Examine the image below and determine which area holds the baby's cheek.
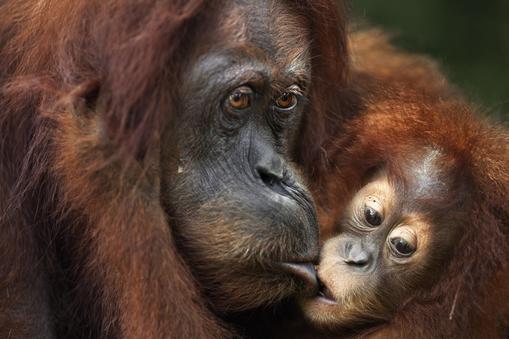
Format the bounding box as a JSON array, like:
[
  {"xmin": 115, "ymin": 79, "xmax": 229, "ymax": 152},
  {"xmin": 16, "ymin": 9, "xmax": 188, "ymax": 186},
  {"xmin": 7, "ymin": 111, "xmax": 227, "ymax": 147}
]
[{"xmin": 320, "ymin": 237, "xmax": 344, "ymax": 260}]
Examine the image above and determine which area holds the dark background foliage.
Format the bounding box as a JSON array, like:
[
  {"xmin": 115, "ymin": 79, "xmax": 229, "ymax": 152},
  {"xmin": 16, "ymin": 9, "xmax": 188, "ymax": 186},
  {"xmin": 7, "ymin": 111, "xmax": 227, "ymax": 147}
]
[{"xmin": 350, "ymin": 0, "xmax": 509, "ymax": 121}]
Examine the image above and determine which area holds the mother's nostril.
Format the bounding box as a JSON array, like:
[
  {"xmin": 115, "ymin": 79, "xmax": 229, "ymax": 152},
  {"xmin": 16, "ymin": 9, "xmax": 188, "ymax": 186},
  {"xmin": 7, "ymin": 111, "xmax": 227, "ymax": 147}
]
[
  {"xmin": 255, "ymin": 161, "xmax": 291, "ymax": 197},
  {"xmin": 255, "ymin": 151, "xmax": 284, "ymax": 186},
  {"xmin": 257, "ymin": 166, "xmax": 282, "ymax": 187}
]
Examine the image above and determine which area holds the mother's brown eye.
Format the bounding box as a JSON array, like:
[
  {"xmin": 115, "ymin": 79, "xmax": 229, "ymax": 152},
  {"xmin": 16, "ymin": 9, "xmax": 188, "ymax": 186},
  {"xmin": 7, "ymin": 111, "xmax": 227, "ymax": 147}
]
[
  {"xmin": 227, "ymin": 86, "xmax": 252, "ymax": 110},
  {"xmin": 275, "ymin": 92, "xmax": 297, "ymax": 110},
  {"xmin": 364, "ymin": 206, "xmax": 383, "ymax": 226}
]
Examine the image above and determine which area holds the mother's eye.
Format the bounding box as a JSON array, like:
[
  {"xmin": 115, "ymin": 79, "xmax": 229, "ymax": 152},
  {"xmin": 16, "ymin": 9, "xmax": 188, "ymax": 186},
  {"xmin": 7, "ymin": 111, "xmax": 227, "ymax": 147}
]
[
  {"xmin": 227, "ymin": 86, "xmax": 253, "ymax": 110},
  {"xmin": 275, "ymin": 92, "xmax": 298, "ymax": 110}
]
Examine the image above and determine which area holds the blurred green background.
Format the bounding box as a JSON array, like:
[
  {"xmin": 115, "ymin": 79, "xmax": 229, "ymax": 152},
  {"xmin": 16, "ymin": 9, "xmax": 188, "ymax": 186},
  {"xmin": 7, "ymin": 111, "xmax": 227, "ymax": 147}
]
[{"xmin": 350, "ymin": 1, "xmax": 509, "ymax": 121}]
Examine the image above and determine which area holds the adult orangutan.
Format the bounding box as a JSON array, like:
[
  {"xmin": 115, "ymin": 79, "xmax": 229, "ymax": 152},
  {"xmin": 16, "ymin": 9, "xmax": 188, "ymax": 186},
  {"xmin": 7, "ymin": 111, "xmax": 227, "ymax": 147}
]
[
  {"xmin": 0, "ymin": 0, "xmax": 349, "ymax": 338},
  {"xmin": 279, "ymin": 31, "xmax": 509, "ymax": 339}
]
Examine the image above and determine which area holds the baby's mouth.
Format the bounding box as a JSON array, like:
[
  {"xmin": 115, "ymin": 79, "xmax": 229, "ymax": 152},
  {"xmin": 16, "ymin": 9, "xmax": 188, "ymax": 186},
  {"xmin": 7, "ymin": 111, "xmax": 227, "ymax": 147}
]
[{"xmin": 316, "ymin": 267, "xmax": 338, "ymax": 305}]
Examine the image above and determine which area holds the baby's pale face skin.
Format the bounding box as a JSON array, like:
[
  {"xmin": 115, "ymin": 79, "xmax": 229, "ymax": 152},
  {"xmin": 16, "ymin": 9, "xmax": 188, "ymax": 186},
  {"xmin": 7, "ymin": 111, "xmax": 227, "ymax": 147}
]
[{"xmin": 301, "ymin": 168, "xmax": 459, "ymax": 329}]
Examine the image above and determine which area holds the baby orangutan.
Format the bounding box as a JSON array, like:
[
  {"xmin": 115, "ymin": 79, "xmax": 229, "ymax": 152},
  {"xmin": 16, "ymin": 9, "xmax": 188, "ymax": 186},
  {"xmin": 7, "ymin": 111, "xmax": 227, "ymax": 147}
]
[
  {"xmin": 295, "ymin": 88, "xmax": 509, "ymax": 337},
  {"xmin": 303, "ymin": 149, "xmax": 468, "ymax": 330}
]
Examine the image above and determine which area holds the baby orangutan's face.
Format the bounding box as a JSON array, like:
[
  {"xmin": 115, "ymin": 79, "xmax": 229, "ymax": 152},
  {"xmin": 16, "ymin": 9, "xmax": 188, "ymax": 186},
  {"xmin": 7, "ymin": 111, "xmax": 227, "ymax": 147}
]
[{"xmin": 301, "ymin": 169, "xmax": 462, "ymax": 329}]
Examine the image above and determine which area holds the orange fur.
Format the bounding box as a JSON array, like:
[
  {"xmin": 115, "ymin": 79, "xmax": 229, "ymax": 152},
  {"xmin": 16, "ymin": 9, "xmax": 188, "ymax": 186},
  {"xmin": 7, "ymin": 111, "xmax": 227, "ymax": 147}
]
[
  {"xmin": 265, "ymin": 28, "xmax": 508, "ymax": 339},
  {"xmin": 0, "ymin": 0, "xmax": 347, "ymax": 338},
  {"xmin": 311, "ymin": 31, "xmax": 509, "ymax": 339}
]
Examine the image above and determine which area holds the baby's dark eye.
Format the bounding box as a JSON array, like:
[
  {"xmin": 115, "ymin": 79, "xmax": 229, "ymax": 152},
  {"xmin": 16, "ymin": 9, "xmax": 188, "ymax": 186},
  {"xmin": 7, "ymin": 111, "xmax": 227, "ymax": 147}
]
[
  {"xmin": 364, "ymin": 206, "xmax": 383, "ymax": 226},
  {"xmin": 390, "ymin": 237, "xmax": 416, "ymax": 257}
]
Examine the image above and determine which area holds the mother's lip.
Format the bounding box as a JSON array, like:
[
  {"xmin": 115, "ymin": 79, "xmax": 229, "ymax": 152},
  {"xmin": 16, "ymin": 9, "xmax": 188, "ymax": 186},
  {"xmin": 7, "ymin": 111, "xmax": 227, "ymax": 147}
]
[{"xmin": 280, "ymin": 262, "xmax": 318, "ymax": 292}]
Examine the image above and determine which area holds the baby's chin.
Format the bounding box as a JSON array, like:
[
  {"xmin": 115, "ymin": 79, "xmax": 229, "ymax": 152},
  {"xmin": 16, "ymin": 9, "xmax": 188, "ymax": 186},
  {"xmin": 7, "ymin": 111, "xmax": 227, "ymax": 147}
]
[
  {"xmin": 299, "ymin": 295, "xmax": 343, "ymax": 328},
  {"xmin": 300, "ymin": 292, "xmax": 390, "ymax": 331},
  {"xmin": 298, "ymin": 271, "xmax": 346, "ymax": 328},
  {"xmin": 299, "ymin": 267, "xmax": 383, "ymax": 329}
]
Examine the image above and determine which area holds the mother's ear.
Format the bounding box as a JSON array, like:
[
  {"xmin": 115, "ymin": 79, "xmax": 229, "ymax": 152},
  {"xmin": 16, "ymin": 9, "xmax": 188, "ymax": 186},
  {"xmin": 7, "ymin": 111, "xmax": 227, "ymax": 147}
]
[
  {"xmin": 296, "ymin": 1, "xmax": 350, "ymax": 179},
  {"xmin": 54, "ymin": 79, "xmax": 117, "ymax": 151},
  {"xmin": 68, "ymin": 79, "xmax": 162, "ymax": 188},
  {"xmin": 65, "ymin": 79, "xmax": 101, "ymax": 117}
]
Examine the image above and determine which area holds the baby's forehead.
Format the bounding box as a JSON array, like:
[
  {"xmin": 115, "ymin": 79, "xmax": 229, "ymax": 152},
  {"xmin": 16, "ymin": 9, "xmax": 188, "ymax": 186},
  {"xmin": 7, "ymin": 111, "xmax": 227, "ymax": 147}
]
[
  {"xmin": 381, "ymin": 147, "xmax": 466, "ymax": 217},
  {"xmin": 405, "ymin": 148, "xmax": 451, "ymax": 197},
  {"xmin": 360, "ymin": 147, "xmax": 459, "ymax": 207}
]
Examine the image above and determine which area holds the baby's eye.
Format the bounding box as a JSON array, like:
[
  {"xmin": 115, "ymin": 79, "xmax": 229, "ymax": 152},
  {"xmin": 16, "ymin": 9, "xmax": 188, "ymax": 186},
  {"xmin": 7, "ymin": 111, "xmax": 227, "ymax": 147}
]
[
  {"xmin": 363, "ymin": 195, "xmax": 384, "ymax": 227},
  {"xmin": 390, "ymin": 237, "xmax": 416, "ymax": 256},
  {"xmin": 388, "ymin": 227, "xmax": 418, "ymax": 258},
  {"xmin": 364, "ymin": 206, "xmax": 383, "ymax": 226}
]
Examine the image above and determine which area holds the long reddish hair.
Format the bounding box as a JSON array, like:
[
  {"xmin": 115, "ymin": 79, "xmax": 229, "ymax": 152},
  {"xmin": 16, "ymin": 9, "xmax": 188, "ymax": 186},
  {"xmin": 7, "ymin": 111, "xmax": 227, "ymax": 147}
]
[{"xmin": 0, "ymin": 1, "xmax": 349, "ymax": 337}]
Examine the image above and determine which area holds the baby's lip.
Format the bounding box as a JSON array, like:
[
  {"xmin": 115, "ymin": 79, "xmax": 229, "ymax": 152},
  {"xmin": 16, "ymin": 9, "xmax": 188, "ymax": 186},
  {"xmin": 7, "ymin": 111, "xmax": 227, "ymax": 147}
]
[{"xmin": 316, "ymin": 270, "xmax": 338, "ymax": 305}]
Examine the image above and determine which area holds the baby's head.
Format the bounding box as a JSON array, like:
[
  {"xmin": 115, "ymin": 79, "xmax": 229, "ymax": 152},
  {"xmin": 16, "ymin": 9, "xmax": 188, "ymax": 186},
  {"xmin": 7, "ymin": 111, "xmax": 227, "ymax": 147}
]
[{"xmin": 302, "ymin": 149, "xmax": 469, "ymax": 328}]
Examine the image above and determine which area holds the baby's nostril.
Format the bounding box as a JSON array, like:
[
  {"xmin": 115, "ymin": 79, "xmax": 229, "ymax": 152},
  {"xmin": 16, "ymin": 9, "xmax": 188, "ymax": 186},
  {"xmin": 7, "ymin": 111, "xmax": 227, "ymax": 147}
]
[
  {"xmin": 344, "ymin": 256, "xmax": 369, "ymax": 267},
  {"xmin": 343, "ymin": 242, "xmax": 370, "ymax": 267},
  {"xmin": 344, "ymin": 252, "xmax": 370, "ymax": 267}
]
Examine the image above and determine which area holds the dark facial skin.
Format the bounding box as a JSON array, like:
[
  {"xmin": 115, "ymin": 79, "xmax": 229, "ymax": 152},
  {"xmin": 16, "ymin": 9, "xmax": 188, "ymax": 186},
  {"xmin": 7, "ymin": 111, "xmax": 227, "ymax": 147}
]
[
  {"xmin": 302, "ymin": 150, "xmax": 465, "ymax": 328},
  {"xmin": 161, "ymin": 0, "xmax": 319, "ymax": 312}
]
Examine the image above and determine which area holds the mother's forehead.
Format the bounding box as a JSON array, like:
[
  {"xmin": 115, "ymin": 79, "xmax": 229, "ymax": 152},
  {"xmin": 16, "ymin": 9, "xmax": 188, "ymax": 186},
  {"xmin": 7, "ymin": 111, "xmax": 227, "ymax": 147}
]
[{"xmin": 198, "ymin": 0, "xmax": 311, "ymax": 68}]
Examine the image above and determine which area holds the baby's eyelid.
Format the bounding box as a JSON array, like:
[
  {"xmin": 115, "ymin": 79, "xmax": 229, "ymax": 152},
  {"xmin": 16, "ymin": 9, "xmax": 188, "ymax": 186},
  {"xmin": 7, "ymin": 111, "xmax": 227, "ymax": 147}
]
[{"xmin": 365, "ymin": 195, "xmax": 383, "ymax": 211}]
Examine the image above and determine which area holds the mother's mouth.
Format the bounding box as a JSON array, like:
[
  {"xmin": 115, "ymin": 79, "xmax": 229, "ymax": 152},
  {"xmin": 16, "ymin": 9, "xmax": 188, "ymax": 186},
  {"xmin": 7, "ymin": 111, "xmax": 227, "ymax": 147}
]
[{"xmin": 279, "ymin": 262, "xmax": 319, "ymax": 293}]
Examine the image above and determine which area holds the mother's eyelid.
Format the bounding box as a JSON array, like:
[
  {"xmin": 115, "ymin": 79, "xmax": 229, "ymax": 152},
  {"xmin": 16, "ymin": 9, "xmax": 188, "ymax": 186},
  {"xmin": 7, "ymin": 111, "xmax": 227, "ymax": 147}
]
[
  {"xmin": 185, "ymin": 57, "xmax": 271, "ymax": 95},
  {"xmin": 286, "ymin": 84, "xmax": 305, "ymax": 95}
]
